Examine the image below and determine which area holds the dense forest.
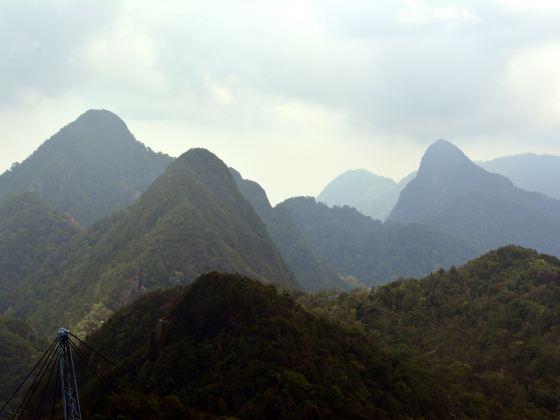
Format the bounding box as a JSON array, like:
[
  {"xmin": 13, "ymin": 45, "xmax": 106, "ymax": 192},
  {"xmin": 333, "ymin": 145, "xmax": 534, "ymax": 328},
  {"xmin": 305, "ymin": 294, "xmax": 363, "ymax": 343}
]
[
  {"xmin": 43, "ymin": 246, "xmax": 560, "ymax": 419},
  {"xmin": 278, "ymin": 196, "xmax": 476, "ymax": 286},
  {"xmin": 2, "ymin": 111, "xmax": 560, "ymax": 419},
  {"xmin": 0, "ymin": 148, "xmax": 297, "ymax": 338},
  {"xmin": 231, "ymin": 168, "xmax": 349, "ymax": 291},
  {"xmin": 76, "ymin": 272, "xmax": 454, "ymax": 419},
  {"xmin": 296, "ymin": 246, "xmax": 560, "ymax": 418},
  {"xmin": 0, "ymin": 316, "xmax": 46, "ymax": 411}
]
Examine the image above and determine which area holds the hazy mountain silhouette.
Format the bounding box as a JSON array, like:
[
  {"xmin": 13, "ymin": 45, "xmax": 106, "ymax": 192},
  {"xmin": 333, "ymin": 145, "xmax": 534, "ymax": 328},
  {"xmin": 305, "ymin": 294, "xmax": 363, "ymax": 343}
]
[
  {"xmin": 0, "ymin": 109, "xmax": 173, "ymax": 226},
  {"xmin": 318, "ymin": 169, "xmax": 414, "ymax": 221},
  {"xmin": 388, "ymin": 140, "xmax": 560, "ymax": 255},
  {"xmin": 279, "ymin": 196, "xmax": 476, "ymax": 286},
  {"xmin": 480, "ymin": 153, "xmax": 560, "ymax": 200}
]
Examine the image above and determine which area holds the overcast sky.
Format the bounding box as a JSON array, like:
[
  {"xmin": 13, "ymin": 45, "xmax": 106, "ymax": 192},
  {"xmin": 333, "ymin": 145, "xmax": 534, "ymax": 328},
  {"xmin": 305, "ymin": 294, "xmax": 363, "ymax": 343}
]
[{"xmin": 1, "ymin": 0, "xmax": 559, "ymax": 203}]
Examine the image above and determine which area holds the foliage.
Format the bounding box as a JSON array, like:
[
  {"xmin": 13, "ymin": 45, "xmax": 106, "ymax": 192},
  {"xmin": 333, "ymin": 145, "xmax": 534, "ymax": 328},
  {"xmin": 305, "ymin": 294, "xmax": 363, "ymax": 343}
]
[
  {"xmin": 278, "ymin": 196, "xmax": 476, "ymax": 286},
  {"xmin": 296, "ymin": 246, "xmax": 560, "ymax": 418},
  {"xmin": 0, "ymin": 109, "xmax": 173, "ymax": 226},
  {"xmin": 231, "ymin": 168, "xmax": 348, "ymax": 292},
  {"xmin": 0, "ymin": 193, "xmax": 80, "ymax": 315},
  {"xmin": 79, "ymin": 272, "xmax": 454, "ymax": 419},
  {"xmin": 1, "ymin": 149, "xmax": 296, "ymax": 337},
  {"xmin": 0, "ymin": 316, "xmax": 47, "ymax": 408}
]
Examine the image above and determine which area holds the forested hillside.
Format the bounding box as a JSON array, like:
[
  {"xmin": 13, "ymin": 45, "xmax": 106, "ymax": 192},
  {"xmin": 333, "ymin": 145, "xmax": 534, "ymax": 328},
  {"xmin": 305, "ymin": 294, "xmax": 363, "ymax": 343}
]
[
  {"xmin": 297, "ymin": 246, "xmax": 560, "ymax": 418},
  {"xmin": 0, "ymin": 194, "xmax": 79, "ymax": 316},
  {"xmin": 231, "ymin": 168, "xmax": 348, "ymax": 291},
  {"xmin": 0, "ymin": 149, "xmax": 297, "ymax": 337},
  {"xmin": 0, "ymin": 317, "xmax": 46, "ymax": 408},
  {"xmin": 279, "ymin": 196, "xmax": 476, "ymax": 286},
  {"xmin": 76, "ymin": 272, "xmax": 454, "ymax": 419},
  {"xmin": 388, "ymin": 140, "xmax": 560, "ymax": 256},
  {"xmin": 0, "ymin": 110, "xmax": 173, "ymax": 226}
]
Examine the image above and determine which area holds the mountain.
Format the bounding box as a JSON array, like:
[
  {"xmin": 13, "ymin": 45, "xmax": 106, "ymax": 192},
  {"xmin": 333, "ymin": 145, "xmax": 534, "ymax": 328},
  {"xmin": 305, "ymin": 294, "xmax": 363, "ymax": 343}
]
[
  {"xmin": 3, "ymin": 148, "xmax": 298, "ymax": 336},
  {"xmin": 317, "ymin": 169, "xmax": 415, "ymax": 221},
  {"xmin": 480, "ymin": 153, "xmax": 560, "ymax": 200},
  {"xmin": 0, "ymin": 193, "xmax": 79, "ymax": 315},
  {"xmin": 298, "ymin": 246, "xmax": 560, "ymax": 418},
  {"xmin": 230, "ymin": 168, "xmax": 349, "ymax": 291},
  {"xmin": 388, "ymin": 140, "xmax": 560, "ymax": 255},
  {"xmin": 77, "ymin": 272, "xmax": 454, "ymax": 419},
  {"xmin": 0, "ymin": 109, "xmax": 173, "ymax": 226},
  {"xmin": 278, "ymin": 196, "xmax": 476, "ymax": 286},
  {"xmin": 0, "ymin": 317, "xmax": 46, "ymax": 410}
]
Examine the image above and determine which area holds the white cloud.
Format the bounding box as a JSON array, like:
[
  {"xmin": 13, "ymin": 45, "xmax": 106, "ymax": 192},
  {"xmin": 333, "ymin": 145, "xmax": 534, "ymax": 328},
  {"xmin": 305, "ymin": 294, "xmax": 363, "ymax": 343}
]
[
  {"xmin": 1, "ymin": 0, "xmax": 560, "ymax": 201},
  {"xmin": 497, "ymin": 0, "xmax": 560, "ymax": 14},
  {"xmin": 397, "ymin": 1, "xmax": 479, "ymax": 26},
  {"xmin": 504, "ymin": 44, "xmax": 560, "ymax": 127}
]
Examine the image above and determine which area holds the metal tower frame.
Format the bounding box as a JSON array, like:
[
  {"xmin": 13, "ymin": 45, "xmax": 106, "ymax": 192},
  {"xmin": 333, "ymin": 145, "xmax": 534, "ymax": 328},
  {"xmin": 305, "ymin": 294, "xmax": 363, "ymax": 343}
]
[{"xmin": 56, "ymin": 328, "xmax": 83, "ymax": 420}]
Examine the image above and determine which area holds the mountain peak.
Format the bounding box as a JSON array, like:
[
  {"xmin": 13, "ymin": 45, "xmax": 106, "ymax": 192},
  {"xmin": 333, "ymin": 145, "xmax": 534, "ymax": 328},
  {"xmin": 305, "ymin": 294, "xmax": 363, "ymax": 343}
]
[
  {"xmin": 66, "ymin": 109, "xmax": 130, "ymax": 137},
  {"xmin": 177, "ymin": 147, "xmax": 219, "ymax": 165},
  {"xmin": 171, "ymin": 148, "xmax": 233, "ymax": 192},
  {"xmin": 418, "ymin": 139, "xmax": 473, "ymax": 176}
]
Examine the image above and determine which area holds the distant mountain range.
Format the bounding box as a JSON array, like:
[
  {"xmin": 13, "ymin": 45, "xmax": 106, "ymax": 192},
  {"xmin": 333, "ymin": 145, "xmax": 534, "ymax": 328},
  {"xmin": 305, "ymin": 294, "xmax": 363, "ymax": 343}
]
[
  {"xmin": 1, "ymin": 110, "xmax": 559, "ymax": 337},
  {"xmin": 317, "ymin": 169, "xmax": 414, "ymax": 221},
  {"xmin": 278, "ymin": 196, "xmax": 476, "ymax": 286},
  {"xmin": 480, "ymin": 153, "xmax": 560, "ymax": 200},
  {"xmin": 3, "ymin": 111, "xmax": 560, "ymax": 417},
  {"xmin": 388, "ymin": 140, "xmax": 560, "ymax": 256},
  {"xmin": 319, "ymin": 149, "xmax": 560, "ymax": 223}
]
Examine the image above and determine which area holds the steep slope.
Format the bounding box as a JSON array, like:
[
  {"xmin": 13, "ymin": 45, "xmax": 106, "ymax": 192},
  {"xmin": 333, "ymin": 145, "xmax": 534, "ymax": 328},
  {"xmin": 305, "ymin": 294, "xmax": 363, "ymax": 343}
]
[
  {"xmin": 0, "ymin": 193, "xmax": 79, "ymax": 316},
  {"xmin": 317, "ymin": 169, "xmax": 401, "ymax": 220},
  {"xmin": 298, "ymin": 246, "xmax": 560, "ymax": 418},
  {"xmin": 279, "ymin": 197, "xmax": 476, "ymax": 286},
  {"xmin": 7, "ymin": 149, "xmax": 297, "ymax": 335},
  {"xmin": 388, "ymin": 140, "xmax": 560, "ymax": 255},
  {"xmin": 77, "ymin": 272, "xmax": 453, "ymax": 419},
  {"xmin": 230, "ymin": 169, "xmax": 348, "ymax": 291},
  {"xmin": 0, "ymin": 317, "xmax": 46, "ymax": 409},
  {"xmin": 0, "ymin": 109, "xmax": 173, "ymax": 226},
  {"xmin": 480, "ymin": 153, "xmax": 560, "ymax": 200}
]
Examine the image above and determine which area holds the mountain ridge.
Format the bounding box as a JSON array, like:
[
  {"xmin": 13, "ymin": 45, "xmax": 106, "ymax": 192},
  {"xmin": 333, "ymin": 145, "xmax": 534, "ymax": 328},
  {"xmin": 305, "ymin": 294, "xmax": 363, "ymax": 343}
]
[{"xmin": 0, "ymin": 109, "xmax": 173, "ymax": 226}]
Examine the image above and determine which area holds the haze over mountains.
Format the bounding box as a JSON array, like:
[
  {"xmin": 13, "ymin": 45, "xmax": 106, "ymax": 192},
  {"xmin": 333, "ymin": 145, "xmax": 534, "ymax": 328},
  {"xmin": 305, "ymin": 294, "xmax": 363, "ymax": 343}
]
[
  {"xmin": 0, "ymin": 110, "xmax": 172, "ymax": 226},
  {"xmin": 480, "ymin": 154, "xmax": 560, "ymax": 200},
  {"xmin": 317, "ymin": 169, "xmax": 405, "ymax": 221},
  {"xmin": 2, "ymin": 109, "xmax": 560, "ymax": 418},
  {"xmin": 389, "ymin": 140, "xmax": 560, "ymax": 256}
]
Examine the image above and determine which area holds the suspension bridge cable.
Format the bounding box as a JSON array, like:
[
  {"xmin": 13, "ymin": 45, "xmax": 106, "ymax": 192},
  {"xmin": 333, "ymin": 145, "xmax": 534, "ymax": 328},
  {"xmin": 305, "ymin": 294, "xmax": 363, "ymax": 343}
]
[
  {"xmin": 69, "ymin": 333, "xmax": 151, "ymax": 389},
  {"xmin": 13, "ymin": 344, "xmax": 58, "ymax": 419},
  {"xmin": 0, "ymin": 339, "xmax": 56, "ymax": 418},
  {"xmin": 32, "ymin": 347, "xmax": 59, "ymax": 419},
  {"xmin": 68, "ymin": 336, "xmax": 187, "ymax": 417},
  {"xmin": 68, "ymin": 341, "xmax": 119, "ymax": 398},
  {"xmin": 50, "ymin": 360, "xmax": 59, "ymax": 420}
]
